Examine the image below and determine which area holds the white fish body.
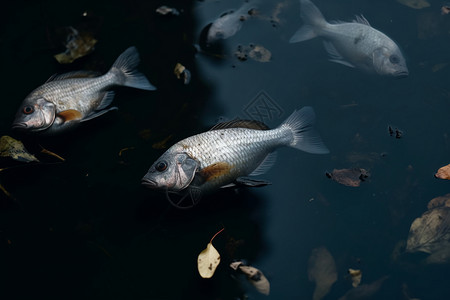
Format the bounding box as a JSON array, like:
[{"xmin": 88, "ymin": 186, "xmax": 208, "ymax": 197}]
[
  {"xmin": 142, "ymin": 107, "xmax": 329, "ymax": 208},
  {"xmin": 290, "ymin": 0, "xmax": 408, "ymax": 77},
  {"xmin": 12, "ymin": 46, "xmax": 156, "ymax": 134}
]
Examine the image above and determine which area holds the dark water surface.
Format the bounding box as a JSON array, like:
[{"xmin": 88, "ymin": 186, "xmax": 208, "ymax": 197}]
[{"xmin": 1, "ymin": 0, "xmax": 450, "ymax": 299}]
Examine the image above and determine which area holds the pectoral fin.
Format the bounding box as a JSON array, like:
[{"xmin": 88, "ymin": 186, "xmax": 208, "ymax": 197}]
[
  {"xmin": 57, "ymin": 109, "xmax": 83, "ymax": 122},
  {"xmin": 81, "ymin": 107, "xmax": 118, "ymax": 122},
  {"xmin": 235, "ymin": 177, "xmax": 271, "ymax": 187}
]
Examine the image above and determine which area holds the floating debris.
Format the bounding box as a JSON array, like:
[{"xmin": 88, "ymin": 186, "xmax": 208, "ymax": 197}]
[
  {"xmin": 0, "ymin": 136, "xmax": 39, "ymax": 163},
  {"xmin": 307, "ymin": 247, "xmax": 337, "ymax": 300},
  {"xmin": 348, "ymin": 268, "xmax": 362, "ymax": 288},
  {"xmin": 435, "ymin": 164, "xmax": 450, "ymax": 180},
  {"xmin": 406, "ymin": 194, "xmax": 450, "ymax": 263},
  {"xmin": 338, "ymin": 276, "xmax": 389, "ymax": 300},
  {"xmin": 156, "ymin": 5, "xmax": 180, "ymax": 16},
  {"xmin": 230, "ymin": 260, "xmax": 270, "ymax": 296},
  {"xmin": 174, "ymin": 63, "xmax": 191, "ymax": 84},
  {"xmin": 442, "ymin": 3, "xmax": 450, "ymax": 15},
  {"xmin": 388, "ymin": 125, "xmax": 403, "ymax": 138},
  {"xmin": 396, "ymin": 0, "xmax": 430, "ymax": 9},
  {"xmin": 152, "ymin": 135, "xmax": 173, "ymax": 149},
  {"xmin": 54, "ymin": 26, "xmax": 97, "ymax": 64},
  {"xmin": 326, "ymin": 168, "xmax": 369, "ymax": 187},
  {"xmin": 235, "ymin": 44, "xmax": 271, "ymax": 62}
]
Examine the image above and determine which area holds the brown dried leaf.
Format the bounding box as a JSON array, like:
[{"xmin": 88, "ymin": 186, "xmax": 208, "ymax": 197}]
[
  {"xmin": 326, "ymin": 168, "xmax": 369, "ymax": 187},
  {"xmin": 174, "ymin": 63, "xmax": 191, "ymax": 84},
  {"xmin": 308, "ymin": 247, "xmax": 337, "ymax": 300},
  {"xmin": 435, "ymin": 164, "xmax": 450, "ymax": 180},
  {"xmin": 406, "ymin": 207, "xmax": 450, "ymax": 254},
  {"xmin": 0, "ymin": 136, "xmax": 39, "ymax": 163},
  {"xmin": 54, "ymin": 27, "xmax": 97, "ymax": 64}
]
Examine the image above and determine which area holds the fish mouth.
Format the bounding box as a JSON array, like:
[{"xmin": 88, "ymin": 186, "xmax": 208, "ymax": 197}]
[
  {"xmin": 141, "ymin": 177, "xmax": 158, "ymax": 188},
  {"xmin": 394, "ymin": 71, "xmax": 409, "ymax": 78},
  {"xmin": 11, "ymin": 122, "xmax": 28, "ymax": 130}
]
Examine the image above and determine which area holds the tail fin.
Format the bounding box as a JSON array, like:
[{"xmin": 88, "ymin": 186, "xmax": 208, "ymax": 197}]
[
  {"xmin": 279, "ymin": 107, "xmax": 329, "ymax": 154},
  {"xmin": 289, "ymin": 0, "xmax": 328, "ymax": 43},
  {"xmin": 110, "ymin": 46, "xmax": 156, "ymax": 90}
]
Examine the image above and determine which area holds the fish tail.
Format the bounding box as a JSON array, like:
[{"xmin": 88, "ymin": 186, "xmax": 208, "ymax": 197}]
[
  {"xmin": 278, "ymin": 107, "xmax": 329, "ymax": 154},
  {"xmin": 110, "ymin": 46, "xmax": 156, "ymax": 90},
  {"xmin": 289, "ymin": 0, "xmax": 328, "ymax": 43}
]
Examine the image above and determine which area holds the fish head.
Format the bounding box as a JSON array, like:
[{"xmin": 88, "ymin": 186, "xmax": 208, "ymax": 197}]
[
  {"xmin": 372, "ymin": 46, "xmax": 408, "ymax": 77},
  {"xmin": 141, "ymin": 151, "xmax": 200, "ymax": 192},
  {"xmin": 12, "ymin": 97, "xmax": 56, "ymax": 132}
]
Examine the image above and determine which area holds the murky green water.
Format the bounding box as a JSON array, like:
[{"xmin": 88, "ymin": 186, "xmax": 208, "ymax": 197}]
[{"xmin": 2, "ymin": 0, "xmax": 450, "ymax": 299}]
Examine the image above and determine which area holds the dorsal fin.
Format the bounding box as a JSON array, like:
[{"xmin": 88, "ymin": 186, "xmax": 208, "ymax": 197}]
[
  {"xmin": 353, "ymin": 15, "xmax": 370, "ymax": 26},
  {"xmin": 209, "ymin": 119, "xmax": 270, "ymax": 131},
  {"xmin": 46, "ymin": 70, "xmax": 101, "ymax": 83}
]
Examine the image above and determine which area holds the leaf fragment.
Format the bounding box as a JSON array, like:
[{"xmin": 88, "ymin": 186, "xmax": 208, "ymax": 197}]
[
  {"xmin": 0, "ymin": 136, "xmax": 39, "ymax": 163},
  {"xmin": 54, "ymin": 26, "xmax": 97, "ymax": 64},
  {"xmin": 229, "ymin": 261, "xmax": 270, "ymax": 295},
  {"xmin": 435, "ymin": 164, "xmax": 450, "ymax": 180},
  {"xmin": 326, "ymin": 168, "xmax": 369, "ymax": 187},
  {"xmin": 348, "ymin": 268, "xmax": 362, "ymax": 288},
  {"xmin": 174, "ymin": 63, "xmax": 191, "ymax": 84}
]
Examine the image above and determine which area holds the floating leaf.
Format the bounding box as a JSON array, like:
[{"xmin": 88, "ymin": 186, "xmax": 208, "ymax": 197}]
[
  {"xmin": 174, "ymin": 63, "xmax": 191, "ymax": 84},
  {"xmin": 54, "ymin": 27, "xmax": 97, "ymax": 64},
  {"xmin": 198, "ymin": 243, "xmax": 221, "ymax": 278},
  {"xmin": 396, "ymin": 0, "xmax": 430, "ymax": 9},
  {"xmin": 406, "ymin": 199, "xmax": 450, "ymax": 257},
  {"xmin": 156, "ymin": 6, "xmax": 180, "ymax": 16},
  {"xmin": 235, "ymin": 44, "xmax": 271, "ymax": 62},
  {"xmin": 326, "ymin": 168, "xmax": 369, "ymax": 187},
  {"xmin": 197, "ymin": 228, "xmax": 224, "ymax": 278},
  {"xmin": 308, "ymin": 247, "xmax": 337, "ymax": 300},
  {"xmin": 239, "ymin": 265, "xmax": 270, "ymax": 295},
  {"xmin": 0, "ymin": 136, "xmax": 39, "ymax": 163},
  {"xmin": 348, "ymin": 268, "xmax": 362, "ymax": 288},
  {"xmin": 435, "ymin": 164, "xmax": 450, "ymax": 180},
  {"xmin": 230, "ymin": 261, "xmax": 270, "ymax": 296}
]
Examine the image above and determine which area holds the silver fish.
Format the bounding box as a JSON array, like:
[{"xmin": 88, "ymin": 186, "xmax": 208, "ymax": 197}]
[
  {"xmin": 141, "ymin": 107, "xmax": 329, "ymax": 208},
  {"xmin": 12, "ymin": 46, "xmax": 156, "ymax": 134},
  {"xmin": 289, "ymin": 0, "xmax": 408, "ymax": 77},
  {"xmin": 206, "ymin": 1, "xmax": 256, "ymax": 44}
]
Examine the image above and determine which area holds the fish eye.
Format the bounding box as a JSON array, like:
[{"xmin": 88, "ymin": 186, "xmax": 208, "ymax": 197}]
[
  {"xmin": 389, "ymin": 55, "xmax": 400, "ymax": 64},
  {"xmin": 155, "ymin": 161, "xmax": 168, "ymax": 172},
  {"xmin": 23, "ymin": 106, "xmax": 34, "ymax": 115}
]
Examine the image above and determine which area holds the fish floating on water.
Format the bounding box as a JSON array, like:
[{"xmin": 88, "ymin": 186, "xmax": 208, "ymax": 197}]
[
  {"xmin": 206, "ymin": 1, "xmax": 257, "ymax": 44},
  {"xmin": 142, "ymin": 107, "xmax": 329, "ymax": 208},
  {"xmin": 289, "ymin": 0, "xmax": 408, "ymax": 77},
  {"xmin": 12, "ymin": 46, "xmax": 156, "ymax": 135}
]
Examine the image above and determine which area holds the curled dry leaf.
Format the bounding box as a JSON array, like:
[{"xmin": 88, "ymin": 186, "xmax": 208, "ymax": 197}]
[
  {"xmin": 396, "ymin": 0, "xmax": 430, "ymax": 9},
  {"xmin": 230, "ymin": 261, "xmax": 270, "ymax": 296},
  {"xmin": 174, "ymin": 63, "xmax": 191, "ymax": 84},
  {"xmin": 239, "ymin": 265, "xmax": 270, "ymax": 296},
  {"xmin": 435, "ymin": 164, "xmax": 450, "ymax": 180},
  {"xmin": 235, "ymin": 44, "xmax": 271, "ymax": 62},
  {"xmin": 54, "ymin": 27, "xmax": 97, "ymax": 64},
  {"xmin": 0, "ymin": 136, "xmax": 39, "ymax": 163},
  {"xmin": 308, "ymin": 247, "xmax": 337, "ymax": 300},
  {"xmin": 348, "ymin": 268, "xmax": 362, "ymax": 288},
  {"xmin": 326, "ymin": 168, "xmax": 369, "ymax": 187}
]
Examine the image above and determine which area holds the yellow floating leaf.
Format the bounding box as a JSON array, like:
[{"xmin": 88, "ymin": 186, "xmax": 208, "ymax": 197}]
[
  {"xmin": 197, "ymin": 242, "xmax": 221, "ymax": 278},
  {"xmin": 396, "ymin": 0, "xmax": 430, "ymax": 9},
  {"xmin": 348, "ymin": 268, "xmax": 362, "ymax": 287},
  {"xmin": 239, "ymin": 265, "xmax": 270, "ymax": 295},
  {"xmin": 435, "ymin": 164, "xmax": 450, "ymax": 180},
  {"xmin": 0, "ymin": 136, "xmax": 39, "ymax": 163},
  {"xmin": 174, "ymin": 63, "xmax": 191, "ymax": 84}
]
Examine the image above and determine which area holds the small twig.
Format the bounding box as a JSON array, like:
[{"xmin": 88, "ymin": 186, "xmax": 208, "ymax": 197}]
[
  {"xmin": 40, "ymin": 147, "xmax": 65, "ymax": 161},
  {"xmin": 210, "ymin": 227, "xmax": 225, "ymax": 244}
]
